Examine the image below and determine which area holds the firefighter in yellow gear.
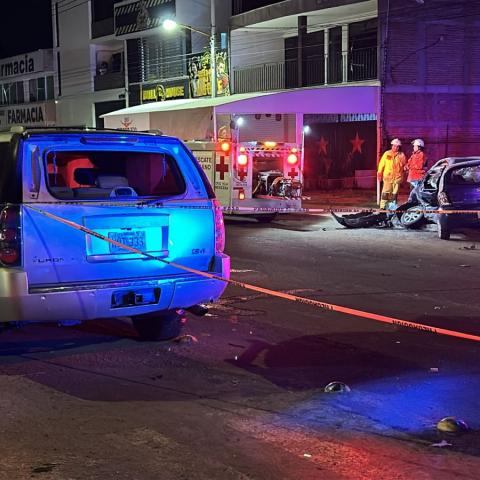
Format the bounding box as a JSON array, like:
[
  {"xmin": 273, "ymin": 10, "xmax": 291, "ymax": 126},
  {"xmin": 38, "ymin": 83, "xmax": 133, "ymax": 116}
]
[{"xmin": 377, "ymin": 138, "xmax": 407, "ymax": 209}]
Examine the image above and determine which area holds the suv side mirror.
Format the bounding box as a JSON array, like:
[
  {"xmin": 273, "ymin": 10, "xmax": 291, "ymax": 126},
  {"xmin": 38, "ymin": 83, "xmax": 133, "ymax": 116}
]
[{"xmin": 29, "ymin": 147, "xmax": 41, "ymax": 199}]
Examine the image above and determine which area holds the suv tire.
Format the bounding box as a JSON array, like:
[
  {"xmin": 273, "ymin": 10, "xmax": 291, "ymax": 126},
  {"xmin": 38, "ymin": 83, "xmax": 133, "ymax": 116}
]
[{"xmin": 132, "ymin": 311, "xmax": 183, "ymax": 341}]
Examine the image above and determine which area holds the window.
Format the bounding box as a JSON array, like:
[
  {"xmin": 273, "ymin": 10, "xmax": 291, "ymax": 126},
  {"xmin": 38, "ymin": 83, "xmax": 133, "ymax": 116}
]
[
  {"xmin": 29, "ymin": 79, "xmax": 37, "ymax": 102},
  {"xmin": 140, "ymin": 34, "xmax": 186, "ymax": 82},
  {"xmin": 16, "ymin": 81, "xmax": 25, "ymax": 103},
  {"xmin": 45, "ymin": 149, "xmax": 186, "ymax": 200},
  {"xmin": 37, "ymin": 78, "xmax": 46, "ymax": 101},
  {"xmin": 0, "ymin": 82, "xmax": 24, "ymax": 105},
  {"xmin": 448, "ymin": 165, "xmax": 480, "ymax": 185},
  {"xmin": 47, "ymin": 76, "xmax": 54, "ymax": 100},
  {"xmin": 29, "ymin": 77, "xmax": 52, "ymax": 102}
]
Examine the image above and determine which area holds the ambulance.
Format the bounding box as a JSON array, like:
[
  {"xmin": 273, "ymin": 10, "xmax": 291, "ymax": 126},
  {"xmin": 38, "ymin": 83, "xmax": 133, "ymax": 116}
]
[{"xmin": 185, "ymin": 139, "xmax": 303, "ymax": 221}]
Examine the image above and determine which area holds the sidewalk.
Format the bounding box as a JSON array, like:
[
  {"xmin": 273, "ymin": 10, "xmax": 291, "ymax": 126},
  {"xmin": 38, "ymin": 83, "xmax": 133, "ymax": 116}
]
[{"xmin": 302, "ymin": 189, "xmax": 409, "ymax": 210}]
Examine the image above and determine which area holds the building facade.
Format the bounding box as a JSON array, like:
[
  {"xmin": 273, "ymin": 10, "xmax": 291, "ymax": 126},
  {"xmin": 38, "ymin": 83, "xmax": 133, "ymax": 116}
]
[
  {"xmin": 48, "ymin": 0, "xmax": 480, "ymax": 187},
  {"xmin": 229, "ymin": 0, "xmax": 480, "ymax": 189},
  {"xmin": 0, "ymin": 50, "xmax": 56, "ymax": 129},
  {"xmin": 52, "ymin": 0, "xmax": 231, "ymax": 128},
  {"xmin": 379, "ymin": 0, "xmax": 480, "ymax": 162}
]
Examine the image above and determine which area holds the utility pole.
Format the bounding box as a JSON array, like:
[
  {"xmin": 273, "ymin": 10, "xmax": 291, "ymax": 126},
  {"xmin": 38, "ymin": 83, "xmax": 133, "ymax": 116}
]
[{"xmin": 210, "ymin": 0, "xmax": 216, "ymax": 98}]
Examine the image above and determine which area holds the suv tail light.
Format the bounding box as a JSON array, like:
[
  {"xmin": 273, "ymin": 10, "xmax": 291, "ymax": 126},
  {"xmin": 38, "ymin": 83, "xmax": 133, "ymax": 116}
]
[
  {"xmin": 213, "ymin": 199, "xmax": 225, "ymax": 253},
  {"xmin": 0, "ymin": 205, "xmax": 21, "ymax": 267},
  {"xmin": 438, "ymin": 192, "xmax": 451, "ymax": 206}
]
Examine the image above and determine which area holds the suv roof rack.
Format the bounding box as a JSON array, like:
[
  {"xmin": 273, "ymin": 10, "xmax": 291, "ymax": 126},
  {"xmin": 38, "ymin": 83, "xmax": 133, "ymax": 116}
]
[{"xmin": 5, "ymin": 125, "xmax": 166, "ymax": 136}]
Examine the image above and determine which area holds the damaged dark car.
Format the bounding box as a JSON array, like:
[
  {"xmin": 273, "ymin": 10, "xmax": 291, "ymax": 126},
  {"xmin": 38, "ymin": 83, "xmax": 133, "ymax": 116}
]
[
  {"xmin": 397, "ymin": 157, "xmax": 480, "ymax": 239},
  {"xmin": 332, "ymin": 157, "xmax": 480, "ymax": 239}
]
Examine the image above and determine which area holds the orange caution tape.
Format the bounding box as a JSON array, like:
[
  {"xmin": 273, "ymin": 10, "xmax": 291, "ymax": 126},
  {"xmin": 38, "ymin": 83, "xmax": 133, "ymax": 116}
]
[{"xmin": 25, "ymin": 204, "xmax": 480, "ymax": 344}]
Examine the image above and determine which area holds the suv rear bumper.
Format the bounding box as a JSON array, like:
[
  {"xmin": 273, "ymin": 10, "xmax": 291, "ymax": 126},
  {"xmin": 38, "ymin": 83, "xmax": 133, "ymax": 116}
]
[{"xmin": 0, "ymin": 254, "xmax": 230, "ymax": 323}]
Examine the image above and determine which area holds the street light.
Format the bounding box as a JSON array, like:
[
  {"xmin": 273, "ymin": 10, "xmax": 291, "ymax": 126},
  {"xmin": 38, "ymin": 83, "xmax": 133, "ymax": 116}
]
[
  {"xmin": 161, "ymin": 3, "xmax": 216, "ymax": 99},
  {"xmin": 301, "ymin": 125, "xmax": 310, "ymax": 179}
]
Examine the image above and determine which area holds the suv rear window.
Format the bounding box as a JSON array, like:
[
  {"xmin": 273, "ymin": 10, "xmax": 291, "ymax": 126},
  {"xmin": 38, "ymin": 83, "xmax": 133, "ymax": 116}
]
[
  {"xmin": 447, "ymin": 165, "xmax": 480, "ymax": 186},
  {"xmin": 45, "ymin": 150, "xmax": 186, "ymax": 200}
]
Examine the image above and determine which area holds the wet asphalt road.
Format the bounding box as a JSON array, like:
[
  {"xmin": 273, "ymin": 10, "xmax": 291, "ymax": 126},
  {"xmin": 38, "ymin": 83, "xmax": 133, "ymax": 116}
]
[{"xmin": 1, "ymin": 214, "xmax": 480, "ymax": 479}]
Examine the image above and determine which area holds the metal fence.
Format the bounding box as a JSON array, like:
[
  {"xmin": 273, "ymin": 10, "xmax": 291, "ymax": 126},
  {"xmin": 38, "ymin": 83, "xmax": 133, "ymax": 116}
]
[
  {"xmin": 348, "ymin": 46, "xmax": 378, "ymax": 82},
  {"xmin": 233, "ymin": 47, "xmax": 377, "ymax": 94}
]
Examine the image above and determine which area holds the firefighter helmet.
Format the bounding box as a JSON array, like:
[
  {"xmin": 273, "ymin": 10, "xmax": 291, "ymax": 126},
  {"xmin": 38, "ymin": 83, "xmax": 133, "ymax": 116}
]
[
  {"xmin": 411, "ymin": 138, "xmax": 425, "ymax": 148},
  {"xmin": 390, "ymin": 138, "xmax": 402, "ymax": 146}
]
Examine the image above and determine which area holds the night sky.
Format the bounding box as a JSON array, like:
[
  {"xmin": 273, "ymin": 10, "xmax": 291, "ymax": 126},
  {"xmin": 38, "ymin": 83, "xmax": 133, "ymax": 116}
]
[{"xmin": 0, "ymin": 0, "xmax": 53, "ymax": 59}]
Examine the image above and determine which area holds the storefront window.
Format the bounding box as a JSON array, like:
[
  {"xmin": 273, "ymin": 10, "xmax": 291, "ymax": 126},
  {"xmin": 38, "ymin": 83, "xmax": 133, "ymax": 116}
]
[
  {"xmin": 47, "ymin": 76, "xmax": 54, "ymax": 100},
  {"xmin": 28, "ymin": 77, "xmax": 53, "ymax": 102},
  {"xmin": 37, "ymin": 77, "xmax": 46, "ymax": 102},
  {"xmin": 29, "ymin": 79, "xmax": 37, "ymax": 102}
]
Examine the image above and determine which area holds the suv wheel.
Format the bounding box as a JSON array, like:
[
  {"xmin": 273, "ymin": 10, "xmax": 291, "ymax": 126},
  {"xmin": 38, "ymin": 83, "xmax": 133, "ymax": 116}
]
[
  {"xmin": 400, "ymin": 205, "xmax": 425, "ymax": 229},
  {"xmin": 132, "ymin": 311, "xmax": 183, "ymax": 341}
]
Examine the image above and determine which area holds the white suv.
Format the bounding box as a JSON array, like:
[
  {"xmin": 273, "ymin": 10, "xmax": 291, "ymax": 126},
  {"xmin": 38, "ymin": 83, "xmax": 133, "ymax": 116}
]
[{"xmin": 0, "ymin": 127, "xmax": 229, "ymax": 340}]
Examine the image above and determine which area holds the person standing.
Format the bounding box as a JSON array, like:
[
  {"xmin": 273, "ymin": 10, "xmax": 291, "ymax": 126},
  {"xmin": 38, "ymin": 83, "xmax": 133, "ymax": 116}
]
[
  {"xmin": 406, "ymin": 138, "xmax": 426, "ymax": 189},
  {"xmin": 377, "ymin": 138, "xmax": 406, "ymax": 210}
]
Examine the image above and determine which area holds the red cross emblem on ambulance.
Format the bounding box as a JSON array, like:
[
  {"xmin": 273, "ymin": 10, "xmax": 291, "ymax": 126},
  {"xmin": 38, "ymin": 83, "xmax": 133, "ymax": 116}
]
[{"xmin": 215, "ymin": 156, "xmax": 229, "ymax": 180}]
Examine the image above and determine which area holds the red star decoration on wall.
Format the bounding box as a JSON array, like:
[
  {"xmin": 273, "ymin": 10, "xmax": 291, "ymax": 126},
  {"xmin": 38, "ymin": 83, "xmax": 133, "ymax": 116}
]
[
  {"xmin": 349, "ymin": 132, "xmax": 365, "ymax": 154},
  {"xmin": 317, "ymin": 136, "xmax": 329, "ymax": 156}
]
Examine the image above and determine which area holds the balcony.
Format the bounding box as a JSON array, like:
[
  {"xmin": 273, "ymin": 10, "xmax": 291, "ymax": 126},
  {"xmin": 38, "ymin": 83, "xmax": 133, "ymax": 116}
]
[
  {"xmin": 233, "ymin": 46, "xmax": 377, "ymax": 94},
  {"xmin": 92, "ymin": 18, "xmax": 115, "ymax": 39},
  {"xmin": 94, "ymin": 71, "xmax": 125, "ymax": 91}
]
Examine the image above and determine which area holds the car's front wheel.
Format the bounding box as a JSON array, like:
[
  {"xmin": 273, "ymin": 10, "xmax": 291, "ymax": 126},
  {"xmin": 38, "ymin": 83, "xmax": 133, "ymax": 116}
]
[
  {"xmin": 131, "ymin": 310, "xmax": 183, "ymax": 341},
  {"xmin": 437, "ymin": 221, "xmax": 451, "ymax": 240},
  {"xmin": 400, "ymin": 205, "xmax": 425, "ymax": 229}
]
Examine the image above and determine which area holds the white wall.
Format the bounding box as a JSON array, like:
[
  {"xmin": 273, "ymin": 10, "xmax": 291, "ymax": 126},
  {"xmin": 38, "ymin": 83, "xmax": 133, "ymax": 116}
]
[
  {"xmin": 56, "ymin": 88, "xmax": 125, "ymax": 127},
  {"xmin": 54, "ymin": 0, "xmax": 92, "ymax": 96}
]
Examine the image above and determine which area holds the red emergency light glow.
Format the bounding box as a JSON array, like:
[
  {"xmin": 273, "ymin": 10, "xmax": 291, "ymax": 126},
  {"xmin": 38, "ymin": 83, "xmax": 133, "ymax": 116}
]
[
  {"xmin": 264, "ymin": 141, "xmax": 277, "ymax": 148},
  {"xmin": 238, "ymin": 188, "xmax": 245, "ymax": 200},
  {"xmin": 287, "ymin": 153, "xmax": 298, "ymax": 165},
  {"xmin": 290, "ymin": 147, "xmax": 298, "ymax": 153},
  {"xmin": 238, "ymin": 154, "xmax": 248, "ymax": 166},
  {"xmin": 239, "ymin": 146, "xmax": 246, "ymax": 153},
  {"xmin": 220, "ymin": 141, "xmax": 231, "ymax": 152}
]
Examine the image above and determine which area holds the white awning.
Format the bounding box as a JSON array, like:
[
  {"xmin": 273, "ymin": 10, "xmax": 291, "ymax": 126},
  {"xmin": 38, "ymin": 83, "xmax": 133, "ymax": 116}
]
[
  {"xmin": 101, "ymin": 91, "xmax": 276, "ymax": 117},
  {"xmin": 102, "ymin": 83, "xmax": 380, "ymax": 117},
  {"xmin": 102, "ymin": 84, "xmax": 380, "ymax": 140}
]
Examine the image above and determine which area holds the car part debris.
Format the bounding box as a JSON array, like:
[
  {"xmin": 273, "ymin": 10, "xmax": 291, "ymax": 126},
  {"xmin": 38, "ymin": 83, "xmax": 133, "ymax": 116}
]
[
  {"xmin": 324, "ymin": 381, "xmax": 351, "ymax": 393},
  {"xmin": 331, "ymin": 211, "xmax": 393, "ymax": 229},
  {"xmin": 436, "ymin": 416, "xmax": 469, "ymax": 433}
]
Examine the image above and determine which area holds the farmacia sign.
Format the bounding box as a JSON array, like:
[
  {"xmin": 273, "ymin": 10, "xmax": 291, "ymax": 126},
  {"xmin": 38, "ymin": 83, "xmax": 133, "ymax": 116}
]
[{"xmin": 0, "ymin": 54, "xmax": 35, "ymax": 78}]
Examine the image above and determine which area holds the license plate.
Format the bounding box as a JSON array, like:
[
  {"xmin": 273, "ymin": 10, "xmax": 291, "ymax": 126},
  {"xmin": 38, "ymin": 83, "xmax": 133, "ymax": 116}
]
[{"xmin": 108, "ymin": 230, "xmax": 146, "ymax": 253}]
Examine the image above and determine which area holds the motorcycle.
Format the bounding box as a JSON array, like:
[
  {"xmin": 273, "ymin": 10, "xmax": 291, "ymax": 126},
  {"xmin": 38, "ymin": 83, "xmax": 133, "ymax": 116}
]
[{"xmin": 253, "ymin": 170, "xmax": 302, "ymax": 199}]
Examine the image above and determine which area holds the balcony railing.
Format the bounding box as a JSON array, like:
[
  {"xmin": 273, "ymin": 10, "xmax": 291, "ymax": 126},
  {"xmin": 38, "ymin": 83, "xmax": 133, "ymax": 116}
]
[
  {"xmin": 94, "ymin": 71, "xmax": 125, "ymax": 91},
  {"xmin": 233, "ymin": 46, "xmax": 377, "ymax": 94},
  {"xmin": 348, "ymin": 46, "xmax": 378, "ymax": 82}
]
